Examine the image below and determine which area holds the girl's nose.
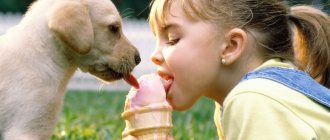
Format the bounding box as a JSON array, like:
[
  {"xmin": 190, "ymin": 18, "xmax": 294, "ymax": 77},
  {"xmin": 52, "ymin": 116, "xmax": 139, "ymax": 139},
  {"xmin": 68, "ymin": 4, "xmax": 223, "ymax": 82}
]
[{"xmin": 151, "ymin": 50, "xmax": 164, "ymax": 65}]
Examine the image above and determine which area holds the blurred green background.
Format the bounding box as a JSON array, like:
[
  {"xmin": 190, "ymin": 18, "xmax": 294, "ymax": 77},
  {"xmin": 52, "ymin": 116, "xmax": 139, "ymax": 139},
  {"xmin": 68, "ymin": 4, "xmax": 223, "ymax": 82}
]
[{"xmin": 0, "ymin": 0, "xmax": 329, "ymax": 18}]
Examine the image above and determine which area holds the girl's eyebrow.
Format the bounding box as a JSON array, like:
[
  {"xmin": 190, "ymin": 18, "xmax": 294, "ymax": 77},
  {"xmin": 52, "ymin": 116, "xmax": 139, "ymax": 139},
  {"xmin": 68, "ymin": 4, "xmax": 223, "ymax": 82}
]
[{"xmin": 163, "ymin": 23, "xmax": 180, "ymax": 31}]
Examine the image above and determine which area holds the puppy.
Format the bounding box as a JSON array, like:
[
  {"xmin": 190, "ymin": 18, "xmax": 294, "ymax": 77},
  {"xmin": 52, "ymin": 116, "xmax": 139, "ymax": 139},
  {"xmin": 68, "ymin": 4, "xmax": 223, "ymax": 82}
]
[{"xmin": 0, "ymin": 0, "xmax": 140, "ymax": 139}]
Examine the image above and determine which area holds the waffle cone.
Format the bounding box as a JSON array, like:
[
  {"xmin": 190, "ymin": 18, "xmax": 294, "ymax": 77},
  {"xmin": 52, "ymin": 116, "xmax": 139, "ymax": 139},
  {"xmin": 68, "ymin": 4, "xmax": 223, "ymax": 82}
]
[{"xmin": 122, "ymin": 102, "xmax": 173, "ymax": 140}]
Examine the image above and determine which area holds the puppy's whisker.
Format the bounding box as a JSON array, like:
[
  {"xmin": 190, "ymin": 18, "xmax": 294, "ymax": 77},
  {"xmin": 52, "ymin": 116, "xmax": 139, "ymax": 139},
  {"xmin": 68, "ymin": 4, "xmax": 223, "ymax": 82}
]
[
  {"xmin": 97, "ymin": 83, "xmax": 106, "ymax": 94},
  {"xmin": 122, "ymin": 11, "xmax": 135, "ymax": 18},
  {"xmin": 121, "ymin": 8, "xmax": 135, "ymax": 19},
  {"xmin": 136, "ymin": 5, "xmax": 149, "ymax": 18},
  {"xmin": 122, "ymin": 8, "xmax": 134, "ymax": 15},
  {"xmin": 122, "ymin": 15, "xmax": 134, "ymax": 20}
]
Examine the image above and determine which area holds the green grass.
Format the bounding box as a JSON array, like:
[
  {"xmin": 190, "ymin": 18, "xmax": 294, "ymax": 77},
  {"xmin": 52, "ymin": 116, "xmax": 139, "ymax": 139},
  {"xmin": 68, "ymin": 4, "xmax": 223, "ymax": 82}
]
[{"xmin": 52, "ymin": 90, "xmax": 218, "ymax": 140}]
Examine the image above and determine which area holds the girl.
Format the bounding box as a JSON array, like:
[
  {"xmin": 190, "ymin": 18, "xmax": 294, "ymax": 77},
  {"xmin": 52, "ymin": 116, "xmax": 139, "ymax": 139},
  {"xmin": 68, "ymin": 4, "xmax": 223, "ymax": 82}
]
[
  {"xmin": 290, "ymin": 5, "xmax": 330, "ymax": 88},
  {"xmin": 146, "ymin": 0, "xmax": 330, "ymax": 139}
]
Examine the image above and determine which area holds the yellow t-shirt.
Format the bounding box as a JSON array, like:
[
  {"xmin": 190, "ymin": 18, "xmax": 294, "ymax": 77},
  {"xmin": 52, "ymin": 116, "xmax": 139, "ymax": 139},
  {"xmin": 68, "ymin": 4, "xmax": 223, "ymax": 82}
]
[{"xmin": 214, "ymin": 59, "xmax": 330, "ymax": 140}]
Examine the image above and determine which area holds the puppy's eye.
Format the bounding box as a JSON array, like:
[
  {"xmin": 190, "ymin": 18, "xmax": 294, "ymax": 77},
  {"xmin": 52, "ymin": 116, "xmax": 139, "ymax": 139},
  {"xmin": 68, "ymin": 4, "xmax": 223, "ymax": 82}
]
[{"xmin": 108, "ymin": 25, "xmax": 120, "ymax": 33}]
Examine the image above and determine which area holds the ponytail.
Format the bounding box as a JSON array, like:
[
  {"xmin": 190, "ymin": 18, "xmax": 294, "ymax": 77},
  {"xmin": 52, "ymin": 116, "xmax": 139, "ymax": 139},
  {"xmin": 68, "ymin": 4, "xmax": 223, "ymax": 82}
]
[{"xmin": 289, "ymin": 5, "xmax": 330, "ymax": 88}]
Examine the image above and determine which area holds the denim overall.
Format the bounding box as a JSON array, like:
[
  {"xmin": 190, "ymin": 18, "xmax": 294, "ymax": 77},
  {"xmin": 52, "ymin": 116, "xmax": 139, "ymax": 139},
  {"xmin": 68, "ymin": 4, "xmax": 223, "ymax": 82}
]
[{"xmin": 241, "ymin": 67, "xmax": 330, "ymax": 108}]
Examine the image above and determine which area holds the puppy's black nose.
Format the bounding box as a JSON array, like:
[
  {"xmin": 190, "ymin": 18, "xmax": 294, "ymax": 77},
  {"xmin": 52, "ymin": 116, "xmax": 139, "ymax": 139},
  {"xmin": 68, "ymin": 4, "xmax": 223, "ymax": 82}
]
[{"xmin": 135, "ymin": 53, "xmax": 141, "ymax": 65}]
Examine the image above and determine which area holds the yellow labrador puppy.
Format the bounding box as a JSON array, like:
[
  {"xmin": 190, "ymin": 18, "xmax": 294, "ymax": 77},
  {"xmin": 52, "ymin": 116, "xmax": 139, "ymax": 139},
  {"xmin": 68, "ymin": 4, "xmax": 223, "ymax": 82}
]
[{"xmin": 0, "ymin": 0, "xmax": 140, "ymax": 139}]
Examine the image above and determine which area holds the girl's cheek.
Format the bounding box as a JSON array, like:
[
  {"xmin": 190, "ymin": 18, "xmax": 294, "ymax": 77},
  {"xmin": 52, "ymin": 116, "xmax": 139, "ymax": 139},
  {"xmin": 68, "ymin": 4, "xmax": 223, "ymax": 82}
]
[{"xmin": 162, "ymin": 47, "xmax": 174, "ymax": 62}]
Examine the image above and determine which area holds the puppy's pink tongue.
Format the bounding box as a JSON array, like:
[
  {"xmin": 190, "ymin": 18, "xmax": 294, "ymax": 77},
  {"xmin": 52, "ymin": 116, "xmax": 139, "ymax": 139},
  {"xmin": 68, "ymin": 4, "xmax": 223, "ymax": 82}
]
[{"xmin": 124, "ymin": 74, "xmax": 140, "ymax": 89}]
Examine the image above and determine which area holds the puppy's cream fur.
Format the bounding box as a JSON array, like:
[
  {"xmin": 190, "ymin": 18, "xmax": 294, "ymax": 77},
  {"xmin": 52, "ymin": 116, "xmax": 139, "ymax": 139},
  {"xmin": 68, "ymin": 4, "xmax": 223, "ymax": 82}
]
[{"xmin": 0, "ymin": 0, "xmax": 140, "ymax": 139}]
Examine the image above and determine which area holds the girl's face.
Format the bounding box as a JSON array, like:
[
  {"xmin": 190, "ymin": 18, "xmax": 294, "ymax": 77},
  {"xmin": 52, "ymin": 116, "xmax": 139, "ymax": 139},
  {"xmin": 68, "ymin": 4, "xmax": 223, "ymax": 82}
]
[{"xmin": 151, "ymin": 1, "xmax": 224, "ymax": 110}]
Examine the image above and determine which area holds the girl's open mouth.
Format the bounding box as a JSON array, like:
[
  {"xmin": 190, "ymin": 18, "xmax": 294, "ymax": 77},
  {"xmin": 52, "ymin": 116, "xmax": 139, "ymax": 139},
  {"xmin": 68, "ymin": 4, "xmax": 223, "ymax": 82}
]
[
  {"xmin": 157, "ymin": 71, "xmax": 174, "ymax": 94},
  {"xmin": 164, "ymin": 78, "xmax": 173, "ymax": 93}
]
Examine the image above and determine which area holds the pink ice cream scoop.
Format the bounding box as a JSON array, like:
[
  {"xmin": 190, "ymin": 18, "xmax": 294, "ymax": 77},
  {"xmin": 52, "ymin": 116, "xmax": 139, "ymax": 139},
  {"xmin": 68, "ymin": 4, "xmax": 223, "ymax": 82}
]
[
  {"xmin": 122, "ymin": 74, "xmax": 173, "ymax": 139},
  {"xmin": 127, "ymin": 74, "xmax": 166, "ymax": 108}
]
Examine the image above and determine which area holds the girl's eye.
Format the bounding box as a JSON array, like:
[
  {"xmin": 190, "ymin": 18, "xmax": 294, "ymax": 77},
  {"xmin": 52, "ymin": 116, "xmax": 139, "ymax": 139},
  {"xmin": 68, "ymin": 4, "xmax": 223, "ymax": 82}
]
[{"xmin": 166, "ymin": 38, "xmax": 180, "ymax": 46}]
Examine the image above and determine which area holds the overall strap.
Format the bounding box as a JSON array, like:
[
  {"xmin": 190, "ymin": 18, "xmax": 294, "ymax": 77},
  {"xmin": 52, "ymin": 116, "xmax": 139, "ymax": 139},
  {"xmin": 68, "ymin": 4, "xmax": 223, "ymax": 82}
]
[{"xmin": 241, "ymin": 67, "xmax": 330, "ymax": 108}]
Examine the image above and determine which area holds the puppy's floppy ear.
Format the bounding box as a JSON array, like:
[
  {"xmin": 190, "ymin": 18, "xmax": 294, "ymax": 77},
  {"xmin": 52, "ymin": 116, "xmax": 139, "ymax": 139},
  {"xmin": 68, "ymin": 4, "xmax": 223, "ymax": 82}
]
[{"xmin": 48, "ymin": 0, "xmax": 93, "ymax": 54}]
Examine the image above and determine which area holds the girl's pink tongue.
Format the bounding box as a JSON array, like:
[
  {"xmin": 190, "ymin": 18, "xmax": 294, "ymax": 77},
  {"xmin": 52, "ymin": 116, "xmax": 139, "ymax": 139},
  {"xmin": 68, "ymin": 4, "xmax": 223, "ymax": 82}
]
[
  {"xmin": 124, "ymin": 74, "xmax": 140, "ymax": 89},
  {"xmin": 164, "ymin": 79, "xmax": 173, "ymax": 93}
]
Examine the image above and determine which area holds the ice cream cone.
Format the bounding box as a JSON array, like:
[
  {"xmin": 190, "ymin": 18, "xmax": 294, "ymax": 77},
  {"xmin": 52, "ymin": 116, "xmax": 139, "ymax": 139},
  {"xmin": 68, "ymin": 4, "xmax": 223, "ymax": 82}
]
[
  {"xmin": 122, "ymin": 102, "xmax": 173, "ymax": 140},
  {"xmin": 122, "ymin": 74, "xmax": 173, "ymax": 139}
]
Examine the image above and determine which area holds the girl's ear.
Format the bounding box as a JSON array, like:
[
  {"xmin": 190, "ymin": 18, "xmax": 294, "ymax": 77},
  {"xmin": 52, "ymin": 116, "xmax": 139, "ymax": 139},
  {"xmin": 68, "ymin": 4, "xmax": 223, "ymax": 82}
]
[{"xmin": 220, "ymin": 28, "xmax": 247, "ymax": 65}]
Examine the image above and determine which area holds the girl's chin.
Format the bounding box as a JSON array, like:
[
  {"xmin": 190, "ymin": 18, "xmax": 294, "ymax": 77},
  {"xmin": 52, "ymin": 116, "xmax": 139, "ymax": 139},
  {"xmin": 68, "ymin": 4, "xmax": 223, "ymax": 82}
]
[
  {"xmin": 165, "ymin": 82, "xmax": 197, "ymax": 111},
  {"xmin": 168, "ymin": 93, "xmax": 196, "ymax": 111}
]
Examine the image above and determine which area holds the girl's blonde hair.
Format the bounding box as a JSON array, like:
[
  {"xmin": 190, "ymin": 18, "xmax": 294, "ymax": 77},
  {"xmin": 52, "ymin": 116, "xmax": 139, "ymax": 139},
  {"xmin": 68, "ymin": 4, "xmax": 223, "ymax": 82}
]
[
  {"xmin": 149, "ymin": 0, "xmax": 208, "ymax": 33},
  {"xmin": 149, "ymin": 0, "xmax": 293, "ymax": 62},
  {"xmin": 289, "ymin": 5, "xmax": 330, "ymax": 88}
]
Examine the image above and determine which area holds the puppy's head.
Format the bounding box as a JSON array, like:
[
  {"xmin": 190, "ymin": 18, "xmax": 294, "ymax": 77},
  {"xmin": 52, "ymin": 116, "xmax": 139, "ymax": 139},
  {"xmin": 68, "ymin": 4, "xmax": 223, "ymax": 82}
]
[{"xmin": 48, "ymin": 0, "xmax": 141, "ymax": 84}]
